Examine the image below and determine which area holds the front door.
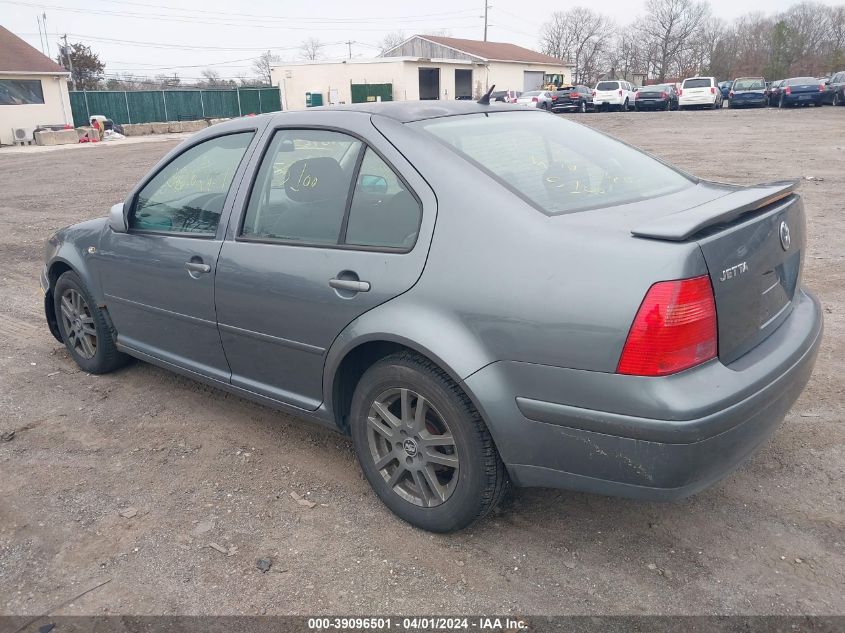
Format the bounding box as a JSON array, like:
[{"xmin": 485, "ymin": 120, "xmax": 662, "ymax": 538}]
[
  {"xmin": 98, "ymin": 130, "xmax": 258, "ymax": 381},
  {"xmin": 214, "ymin": 113, "xmax": 434, "ymax": 410}
]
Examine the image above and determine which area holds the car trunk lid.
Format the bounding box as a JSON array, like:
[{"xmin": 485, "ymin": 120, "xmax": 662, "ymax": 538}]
[{"xmin": 632, "ymin": 180, "xmax": 804, "ymax": 364}]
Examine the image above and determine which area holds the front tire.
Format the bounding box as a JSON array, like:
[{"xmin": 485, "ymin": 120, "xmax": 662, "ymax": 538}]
[
  {"xmin": 54, "ymin": 271, "xmax": 128, "ymax": 374},
  {"xmin": 350, "ymin": 352, "xmax": 508, "ymax": 533}
]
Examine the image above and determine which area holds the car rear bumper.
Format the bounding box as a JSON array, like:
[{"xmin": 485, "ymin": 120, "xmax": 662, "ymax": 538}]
[
  {"xmin": 783, "ymin": 94, "xmax": 823, "ymax": 105},
  {"xmin": 464, "ymin": 289, "xmax": 823, "ymax": 500},
  {"xmin": 636, "ymin": 99, "xmax": 669, "ymax": 109},
  {"xmin": 679, "ymin": 95, "xmax": 718, "ymax": 106}
]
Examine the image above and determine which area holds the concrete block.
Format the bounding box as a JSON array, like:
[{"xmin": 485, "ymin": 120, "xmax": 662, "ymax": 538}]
[
  {"xmin": 167, "ymin": 121, "xmax": 183, "ymax": 133},
  {"xmin": 122, "ymin": 123, "xmax": 152, "ymax": 136},
  {"xmin": 150, "ymin": 122, "xmax": 170, "ymax": 134},
  {"xmin": 179, "ymin": 119, "xmax": 208, "ymax": 132},
  {"xmin": 34, "ymin": 129, "xmax": 79, "ymax": 146}
]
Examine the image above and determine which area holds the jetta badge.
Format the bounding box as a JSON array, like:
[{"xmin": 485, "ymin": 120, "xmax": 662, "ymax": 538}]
[
  {"xmin": 720, "ymin": 261, "xmax": 748, "ymax": 282},
  {"xmin": 780, "ymin": 221, "xmax": 791, "ymax": 251}
]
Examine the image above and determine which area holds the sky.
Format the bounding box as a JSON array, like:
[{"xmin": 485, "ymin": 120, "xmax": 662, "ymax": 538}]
[{"xmin": 3, "ymin": 0, "xmax": 842, "ymax": 82}]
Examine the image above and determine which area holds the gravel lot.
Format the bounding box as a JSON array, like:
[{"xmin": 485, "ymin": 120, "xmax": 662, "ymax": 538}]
[{"xmin": 0, "ymin": 107, "xmax": 842, "ymax": 617}]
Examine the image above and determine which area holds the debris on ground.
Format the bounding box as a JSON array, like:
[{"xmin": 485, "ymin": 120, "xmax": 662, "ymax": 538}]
[
  {"xmin": 290, "ymin": 491, "xmax": 317, "ymax": 509},
  {"xmin": 208, "ymin": 542, "xmax": 230, "ymax": 555},
  {"xmin": 119, "ymin": 507, "xmax": 138, "ymax": 519},
  {"xmin": 191, "ymin": 520, "xmax": 214, "ymax": 536},
  {"xmin": 256, "ymin": 558, "xmax": 272, "ymax": 573},
  {"xmin": 1, "ymin": 430, "xmax": 15, "ymax": 442}
]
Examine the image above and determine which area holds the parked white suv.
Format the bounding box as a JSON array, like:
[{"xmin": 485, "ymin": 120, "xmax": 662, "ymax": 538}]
[
  {"xmin": 678, "ymin": 76, "xmax": 723, "ymax": 110},
  {"xmin": 592, "ymin": 80, "xmax": 636, "ymax": 111}
]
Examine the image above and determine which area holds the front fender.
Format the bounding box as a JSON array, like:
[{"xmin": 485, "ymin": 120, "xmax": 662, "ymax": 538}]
[{"xmin": 44, "ymin": 218, "xmax": 109, "ymax": 306}]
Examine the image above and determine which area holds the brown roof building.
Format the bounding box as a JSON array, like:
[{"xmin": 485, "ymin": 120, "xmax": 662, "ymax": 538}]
[{"xmin": 0, "ymin": 26, "xmax": 73, "ymax": 145}]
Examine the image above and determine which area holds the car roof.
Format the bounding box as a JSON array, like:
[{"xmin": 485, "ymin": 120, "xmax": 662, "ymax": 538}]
[{"xmin": 298, "ymin": 100, "xmax": 527, "ymax": 123}]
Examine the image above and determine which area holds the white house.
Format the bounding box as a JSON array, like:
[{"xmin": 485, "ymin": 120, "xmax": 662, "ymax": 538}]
[
  {"xmin": 0, "ymin": 25, "xmax": 73, "ymax": 146},
  {"xmin": 272, "ymin": 35, "xmax": 573, "ymax": 111}
]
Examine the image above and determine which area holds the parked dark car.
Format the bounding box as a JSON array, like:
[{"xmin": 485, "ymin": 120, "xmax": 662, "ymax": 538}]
[
  {"xmin": 634, "ymin": 83, "xmax": 679, "ymax": 110},
  {"xmin": 822, "ymin": 71, "xmax": 845, "ymax": 105},
  {"xmin": 776, "ymin": 77, "xmax": 825, "ymax": 107},
  {"xmin": 718, "ymin": 80, "xmax": 733, "ymax": 99},
  {"xmin": 728, "ymin": 77, "xmax": 768, "ymax": 108},
  {"xmin": 550, "ymin": 85, "xmax": 594, "ymax": 113},
  {"xmin": 42, "ymin": 101, "xmax": 822, "ymax": 532}
]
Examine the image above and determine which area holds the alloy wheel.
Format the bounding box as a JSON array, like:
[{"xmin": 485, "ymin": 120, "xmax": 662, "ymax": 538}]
[
  {"xmin": 59, "ymin": 288, "xmax": 97, "ymax": 359},
  {"xmin": 366, "ymin": 387, "xmax": 459, "ymax": 508}
]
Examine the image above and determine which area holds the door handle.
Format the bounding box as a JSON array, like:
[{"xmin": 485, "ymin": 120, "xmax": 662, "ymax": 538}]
[
  {"xmin": 185, "ymin": 261, "xmax": 211, "ymax": 274},
  {"xmin": 329, "ymin": 278, "xmax": 370, "ymax": 293}
]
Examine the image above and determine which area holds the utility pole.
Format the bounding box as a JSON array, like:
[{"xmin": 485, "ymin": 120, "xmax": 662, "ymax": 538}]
[
  {"xmin": 62, "ymin": 34, "xmax": 77, "ymax": 91},
  {"xmin": 346, "ymin": 40, "xmax": 353, "ymax": 59},
  {"xmin": 43, "ymin": 13, "xmax": 51, "ymax": 57},
  {"xmin": 36, "ymin": 15, "xmax": 45, "ymax": 55},
  {"xmin": 483, "ymin": 2, "xmax": 491, "ymax": 42}
]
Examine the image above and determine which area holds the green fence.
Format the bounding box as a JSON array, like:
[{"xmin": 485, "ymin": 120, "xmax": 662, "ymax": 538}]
[{"xmin": 69, "ymin": 88, "xmax": 282, "ymax": 127}]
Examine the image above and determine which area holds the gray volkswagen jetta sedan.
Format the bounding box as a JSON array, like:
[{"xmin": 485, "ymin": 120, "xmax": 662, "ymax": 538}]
[{"xmin": 42, "ymin": 101, "xmax": 822, "ymax": 532}]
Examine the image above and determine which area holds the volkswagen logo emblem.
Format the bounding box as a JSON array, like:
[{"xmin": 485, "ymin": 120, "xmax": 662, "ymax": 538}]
[
  {"xmin": 403, "ymin": 438, "xmax": 418, "ymax": 457},
  {"xmin": 779, "ymin": 221, "xmax": 791, "ymax": 251}
]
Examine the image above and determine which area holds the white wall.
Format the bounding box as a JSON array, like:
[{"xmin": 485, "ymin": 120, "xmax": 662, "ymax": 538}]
[
  {"xmin": 0, "ymin": 74, "xmax": 72, "ymax": 145},
  {"xmin": 271, "ymin": 60, "xmax": 573, "ymax": 110}
]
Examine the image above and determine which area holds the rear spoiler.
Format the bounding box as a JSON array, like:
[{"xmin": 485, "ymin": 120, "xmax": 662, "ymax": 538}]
[{"xmin": 631, "ymin": 180, "xmax": 799, "ymax": 241}]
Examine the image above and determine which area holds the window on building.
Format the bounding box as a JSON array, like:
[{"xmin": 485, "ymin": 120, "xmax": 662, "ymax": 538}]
[{"xmin": 0, "ymin": 79, "xmax": 45, "ymax": 105}]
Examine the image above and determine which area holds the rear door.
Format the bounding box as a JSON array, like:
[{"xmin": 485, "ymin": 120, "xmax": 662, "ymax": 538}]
[{"xmin": 214, "ymin": 111, "xmax": 436, "ymax": 410}]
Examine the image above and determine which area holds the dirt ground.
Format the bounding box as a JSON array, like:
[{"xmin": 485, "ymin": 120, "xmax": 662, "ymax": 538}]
[{"xmin": 0, "ymin": 107, "xmax": 842, "ymax": 617}]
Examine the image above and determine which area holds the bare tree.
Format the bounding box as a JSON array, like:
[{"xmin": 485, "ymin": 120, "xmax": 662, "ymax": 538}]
[
  {"xmin": 639, "ymin": 0, "xmax": 710, "ymax": 81},
  {"xmin": 300, "ymin": 37, "xmax": 323, "ymax": 61},
  {"xmin": 379, "ymin": 31, "xmax": 406, "ymax": 56},
  {"xmin": 540, "ymin": 8, "xmax": 615, "ymax": 85},
  {"xmin": 252, "ymin": 50, "xmax": 281, "ymax": 85},
  {"xmin": 199, "ymin": 68, "xmax": 236, "ymax": 88}
]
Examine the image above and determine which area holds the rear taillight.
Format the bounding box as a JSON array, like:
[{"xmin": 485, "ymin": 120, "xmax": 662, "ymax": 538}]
[
  {"xmin": 532, "ymin": 97, "xmax": 538, "ymax": 102},
  {"xmin": 618, "ymin": 89, "xmax": 623, "ymax": 96},
  {"xmin": 678, "ymin": 88, "xmax": 683, "ymax": 96},
  {"xmin": 592, "ymin": 90, "xmax": 596, "ymax": 96},
  {"xmin": 635, "ymin": 91, "xmax": 641, "ymax": 99},
  {"xmin": 710, "ymin": 86, "xmax": 715, "ymax": 94},
  {"xmin": 819, "ymin": 84, "xmax": 825, "ymax": 92},
  {"xmin": 785, "ymin": 86, "xmax": 792, "ymax": 95},
  {"xmin": 729, "ymin": 91, "xmax": 734, "ymax": 98},
  {"xmin": 617, "ymin": 276, "xmax": 717, "ymax": 377},
  {"xmin": 660, "ymin": 92, "xmax": 667, "ymax": 98},
  {"xmin": 571, "ymin": 93, "xmax": 580, "ymax": 99}
]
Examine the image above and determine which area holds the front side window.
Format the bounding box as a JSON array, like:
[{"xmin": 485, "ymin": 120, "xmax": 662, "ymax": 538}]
[
  {"xmin": 132, "ymin": 132, "xmax": 254, "ymax": 235},
  {"xmin": 413, "ymin": 112, "xmax": 693, "ymax": 215},
  {"xmin": 0, "ymin": 79, "xmax": 44, "ymax": 105}
]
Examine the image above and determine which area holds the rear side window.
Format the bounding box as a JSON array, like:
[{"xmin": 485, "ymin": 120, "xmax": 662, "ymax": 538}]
[
  {"xmin": 683, "ymin": 78, "xmax": 713, "ymax": 88},
  {"xmin": 345, "ymin": 148, "xmax": 421, "ymax": 249},
  {"xmin": 132, "ymin": 132, "xmax": 254, "ymax": 235},
  {"xmin": 413, "ymin": 112, "xmax": 692, "ymax": 216},
  {"xmin": 241, "ymin": 130, "xmax": 420, "ymax": 250},
  {"xmin": 596, "ymin": 81, "xmax": 619, "ymax": 91}
]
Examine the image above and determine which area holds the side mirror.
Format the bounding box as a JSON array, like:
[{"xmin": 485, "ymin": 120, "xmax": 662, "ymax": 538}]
[
  {"xmin": 359, "ymin": 174, "xmax": 388, "ymax": 194},
  {"xmin": 108, "ymin": 202, "xmax": 128, "ymax": 233}
]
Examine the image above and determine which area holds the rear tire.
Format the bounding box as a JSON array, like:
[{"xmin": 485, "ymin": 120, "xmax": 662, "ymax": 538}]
[
  {"xmin": 835, "ymin": 91, "xmax": 842, "ymax": 106},
  {"xmin": 54, "ymin": 271, "xmax": 128, "ymax": 374},
  {"xmin": 779, "ymin": 95, "xmax": 786, "ymax": 108},
  {"xmin": 350, "ymin": 352, "xmax": 508, "ymax": 533},
  {"xmin": 579, "ymin": 101, "xmax": 587, "ymax": 113}
]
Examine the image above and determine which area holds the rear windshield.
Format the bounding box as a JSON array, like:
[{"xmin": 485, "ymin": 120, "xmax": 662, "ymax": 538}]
[
  {"xmin": 683, "ymin": 78, "xmax": 712, "ymax": 88},
  {"xmin": 733, "ymin": 78, "xmax": 765, "ymax": 90},
  {"xmin": 644, "ymin": 84, "xmax": 671, "ymax": 91},
  {"xmin": 785, "ymin": 77, "xmax": 817, "ymax": 85},
  {"xmin": 595, "ymin": 81, "xmax": 619, "ymax": 91},
  {"xmin": 411, "ymin": 112, "xmax": 693, "ymax": 216}
]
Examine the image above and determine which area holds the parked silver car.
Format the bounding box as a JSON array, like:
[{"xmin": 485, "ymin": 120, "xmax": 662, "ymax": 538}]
[
  {"xmin": 43, "ymin": 101, "xmax": 822, "ymax": 532},
  {"xmin": 515, "ymin": 90, "xmax": 554, "ymax": 109}
]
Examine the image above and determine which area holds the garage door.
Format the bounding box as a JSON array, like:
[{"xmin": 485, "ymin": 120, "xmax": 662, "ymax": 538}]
[{"xmin": 524, "ymin": 71, "xmax": 544, "ymax": 92}]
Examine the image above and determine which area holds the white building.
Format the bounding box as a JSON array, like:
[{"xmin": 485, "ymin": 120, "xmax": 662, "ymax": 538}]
[
  {"xmin": 0, "ymin": 25, "xmax": 73, "ymax": 146},
  {"xmin": 272, "ymin": 35, "xmax": 573, "ymax": 111}
]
